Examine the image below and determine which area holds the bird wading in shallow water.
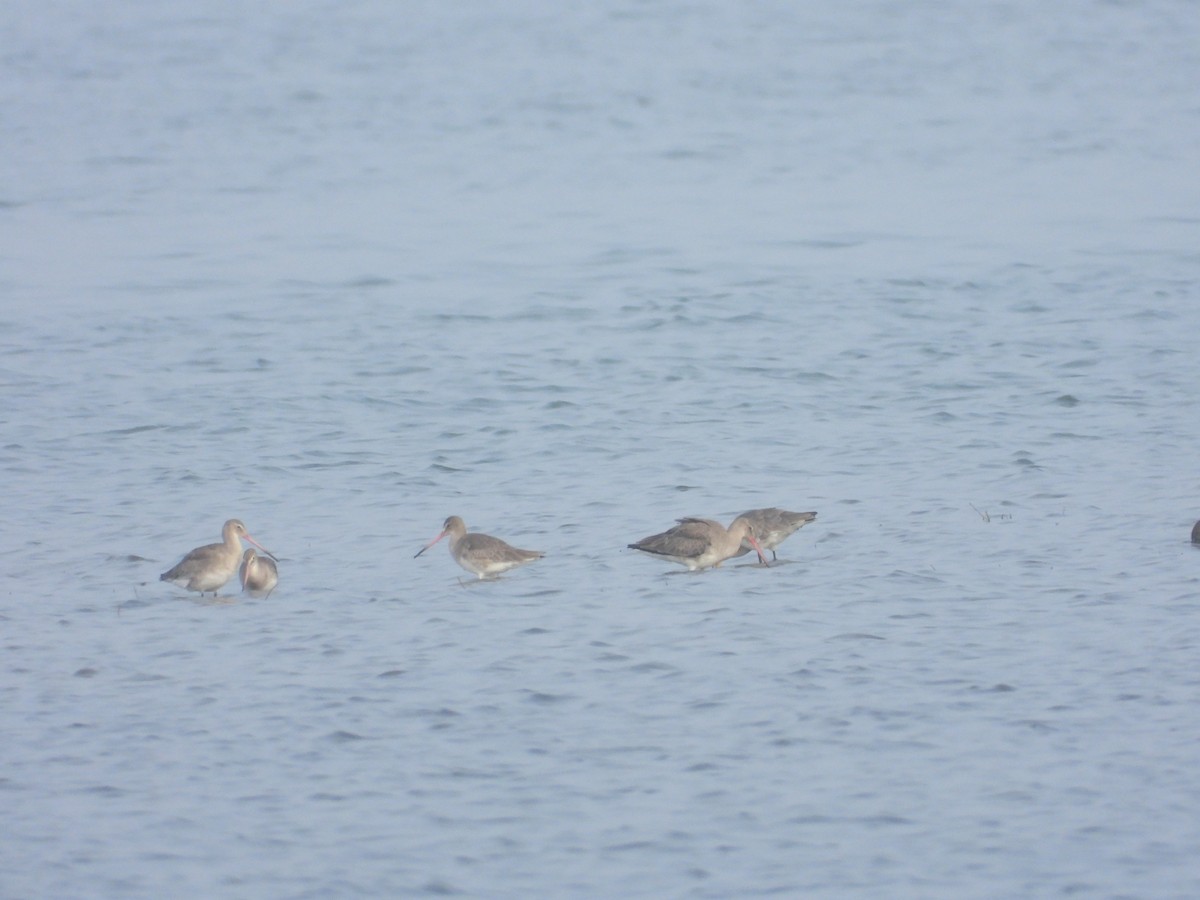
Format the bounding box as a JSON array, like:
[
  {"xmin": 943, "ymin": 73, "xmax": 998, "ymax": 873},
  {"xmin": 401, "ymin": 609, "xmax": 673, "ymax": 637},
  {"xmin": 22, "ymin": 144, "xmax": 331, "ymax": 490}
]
[
  {"xmin": 415, "ymin": 516, "xmax": 544, "ymax": 580},
  {"xmin": 160, "ymin": 519, "xmax": 276, "ymax": 596},
  {"xmin": 240, "ymin": 548, "xmax": 279, "ymax": 598},
  {"xmin": 628, "ymin": 516, "xmax": 768, "ymax": 571},
  {"xmin": 730, "ymin": 507, "xmax": 817, "ymax": 562}
]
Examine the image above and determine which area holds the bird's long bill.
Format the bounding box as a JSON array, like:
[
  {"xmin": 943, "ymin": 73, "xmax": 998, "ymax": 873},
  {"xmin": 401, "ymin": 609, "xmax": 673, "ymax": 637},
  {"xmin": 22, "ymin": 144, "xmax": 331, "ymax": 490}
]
[
  {"xmin": 747, "ymin": 534, "xmax": 769, "ymax": 565},
  {"xmin": 414, "ymin": 529, "xmax": 448, "ymax": 558},
  {"xmin": 245, "ymin": 534, "xmax": 278, "ymax": 562}
]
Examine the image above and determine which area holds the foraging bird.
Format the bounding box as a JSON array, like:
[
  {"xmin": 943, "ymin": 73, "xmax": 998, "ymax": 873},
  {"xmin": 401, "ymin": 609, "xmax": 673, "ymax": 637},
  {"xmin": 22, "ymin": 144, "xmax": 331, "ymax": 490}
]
[
  {"xmin": 415, "ymin": 516, "xmax": 543, "ymax": 580},
  {"xmin": 160, "ymin": 519, "xmax": 276, "ymax": 596},
  {"xmin": 731, "ymin": 508, "xmax": 817, "ymax": 561},
  {"xmin": 628, "ymin": 516, "xmax": 768, "ymax": 571},
  {"xmin": 240, "ymin": 548, "xmax": 279, "ymax": 598}
]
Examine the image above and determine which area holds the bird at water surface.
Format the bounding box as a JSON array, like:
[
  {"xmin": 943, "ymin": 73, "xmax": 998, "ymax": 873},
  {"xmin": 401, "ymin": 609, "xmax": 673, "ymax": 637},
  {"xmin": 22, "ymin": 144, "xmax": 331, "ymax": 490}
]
[
  {"xmin": 415, "ymin": 515, "xmax": 544, "ymax": 580},
  {"xmin": 628, "ymin": 515, "xmax": 768, "ymax": 571},
  {"xmin": 731, "ymin": 507, "xmax": 817, "ymax": 561},
  {"xmin": 240, "ymin": 548, "xmax": 279, "ymax": 598},
  {"xmin": 160, "ymin": 519, "xmax": 276, "ymax": 596}
]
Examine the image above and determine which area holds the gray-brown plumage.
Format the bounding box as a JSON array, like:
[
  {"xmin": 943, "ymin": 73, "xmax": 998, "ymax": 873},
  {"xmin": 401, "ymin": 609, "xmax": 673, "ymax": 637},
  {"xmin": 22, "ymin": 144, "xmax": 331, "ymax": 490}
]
[
  {"xmin": 731, "ymin": 508, "xmax": 817, "ymax": 561},
  {"xmin": 160, "ymin": 519, "xmax": 276, "ymax": 595},
  {"xmin": 415, "ymin": 516, "xmax": 543, "ymax": 579},
  {"xmin": 239, "ymin": 548, "xmax": 279, "ymax": 598},
  {"xmin": 628, "ymin": 516, "xmax": 768, "ymax": 571}
]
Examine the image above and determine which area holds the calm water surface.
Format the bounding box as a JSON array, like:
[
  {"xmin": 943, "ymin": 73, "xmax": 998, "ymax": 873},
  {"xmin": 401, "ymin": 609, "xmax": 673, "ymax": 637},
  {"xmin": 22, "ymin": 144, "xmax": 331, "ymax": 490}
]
[{"xmin": 3, "ymin": 2, "xmax": 1200, "ymax": 897}]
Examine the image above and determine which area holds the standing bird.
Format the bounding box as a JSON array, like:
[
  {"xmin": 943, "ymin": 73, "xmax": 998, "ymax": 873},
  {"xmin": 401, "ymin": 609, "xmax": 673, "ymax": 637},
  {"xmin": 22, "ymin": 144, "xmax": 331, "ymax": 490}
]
[
  {"xmin": 240, "ymin": 548, "xmax": 279, "ymax": 598},
  {"xmin": 1192, "ymin": 520, "xmax": 1200, "ymax": 544},
  {"xmin": 731, "ymin": 508, "xmax": 818, "ymax": 562},
  {"xmin": 415, "ymin": 516, "xmax": 544, "ymax": 580},
  {"xmin": 160, "ymin": 519, "xmax": 276, "ymax": 596},
  {"xmin": 628, "ymin": 516, "xmax": 768, "ymax": 571}
]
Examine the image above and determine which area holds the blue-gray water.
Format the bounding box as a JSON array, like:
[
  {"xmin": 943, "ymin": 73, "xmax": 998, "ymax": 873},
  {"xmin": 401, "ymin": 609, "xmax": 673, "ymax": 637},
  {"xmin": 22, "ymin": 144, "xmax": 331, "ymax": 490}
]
[{"xmin": 3, "ymin": 2, "xmax": 1200, "ymax": 897}]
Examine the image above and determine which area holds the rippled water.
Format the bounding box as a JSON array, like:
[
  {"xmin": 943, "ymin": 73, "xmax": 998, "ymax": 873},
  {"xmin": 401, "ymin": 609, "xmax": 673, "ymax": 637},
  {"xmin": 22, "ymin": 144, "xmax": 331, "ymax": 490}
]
[{"xmin": 4, "ymin": 2, "xmax": 1200, "ymax": 897}]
